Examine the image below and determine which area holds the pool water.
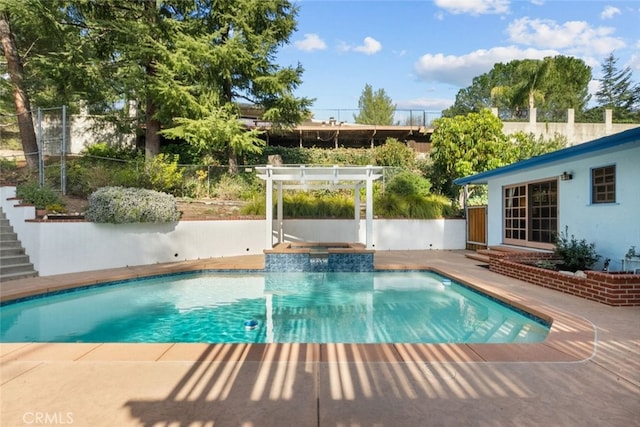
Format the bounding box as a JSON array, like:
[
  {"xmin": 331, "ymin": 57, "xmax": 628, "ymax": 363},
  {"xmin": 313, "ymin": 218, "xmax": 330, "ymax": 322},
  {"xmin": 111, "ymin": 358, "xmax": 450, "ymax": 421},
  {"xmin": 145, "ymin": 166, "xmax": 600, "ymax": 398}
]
[{"xmin": 0, "ymin": 271, "xmax": 550, "ymax": 344}]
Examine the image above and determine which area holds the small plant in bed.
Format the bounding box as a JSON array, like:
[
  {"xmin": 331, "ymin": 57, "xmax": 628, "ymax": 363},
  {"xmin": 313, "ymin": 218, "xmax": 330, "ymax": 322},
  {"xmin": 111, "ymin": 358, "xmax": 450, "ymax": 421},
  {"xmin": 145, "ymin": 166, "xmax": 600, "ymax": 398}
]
[
  {"xmin": 554, "ymin": 226, "xmax": 600, "ymax": 272},
  {"xmin": 16, "ymin": 182, "xmax": 64, "ymax": 210}
]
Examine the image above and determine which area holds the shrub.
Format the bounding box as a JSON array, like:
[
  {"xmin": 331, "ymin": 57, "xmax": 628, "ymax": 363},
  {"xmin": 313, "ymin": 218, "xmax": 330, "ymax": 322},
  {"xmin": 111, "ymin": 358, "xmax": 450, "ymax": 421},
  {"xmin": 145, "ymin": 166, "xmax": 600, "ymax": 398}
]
[
  {"xmin": 142, "ymin": 153, "xmax": 183, "ymax": 194},
  {"xmin": 16, "ymin": 182, "xmax": 64, "ymax": 209},
  {"xmin": 84, "ymin": 142, "xmax": 138, "ymax": 160},
  {"xmin": 374, "ymin": 138, "xmax": 415, "ymax": 169},
  {"xmin": 554, "ymin": 226, "xmax": 600, "ymax": 271},
  {"xmin": 85, "ymin": 187, "xmax": 180, "ymax": 223},
  {"xmin": 385, "ymin": 170, "xmax": 431, "ymax": 197}
]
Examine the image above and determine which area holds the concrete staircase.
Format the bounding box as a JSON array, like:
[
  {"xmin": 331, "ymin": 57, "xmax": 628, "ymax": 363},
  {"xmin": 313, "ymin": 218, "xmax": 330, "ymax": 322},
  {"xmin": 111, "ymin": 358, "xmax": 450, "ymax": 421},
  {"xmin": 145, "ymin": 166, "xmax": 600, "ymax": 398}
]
[{"xmin": 0, "ymin": 208, "xmax": 38, "ymax": 281}]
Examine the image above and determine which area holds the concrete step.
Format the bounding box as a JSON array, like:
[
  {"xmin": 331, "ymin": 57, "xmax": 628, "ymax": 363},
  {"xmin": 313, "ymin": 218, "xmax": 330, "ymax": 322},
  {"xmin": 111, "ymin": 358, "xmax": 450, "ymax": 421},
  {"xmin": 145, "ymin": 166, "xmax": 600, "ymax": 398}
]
[
  {"xmin": 0, "ymin": 246, "xmax": 26, "ymax": 257},
  {"xmin": 0, "ymin": 239, "xmax": 23, "ymax": 249},
  {"xmin": 0, "ymin": 231, "xmax": 18, "ymax": 241},
  {"xmin": 0, "ymin": 270, "xmax": 38, "ymax": 281},
  {"xmin": 0, "ymin": 261, "xmax": 36, "ymax": 275},
  {"xmin": 0, "ymin": 207, "xmax": 38, "ymax": 280},
  {"xmin": 1, "ymin": 253, "xmax": 31, "ymax": 265}
]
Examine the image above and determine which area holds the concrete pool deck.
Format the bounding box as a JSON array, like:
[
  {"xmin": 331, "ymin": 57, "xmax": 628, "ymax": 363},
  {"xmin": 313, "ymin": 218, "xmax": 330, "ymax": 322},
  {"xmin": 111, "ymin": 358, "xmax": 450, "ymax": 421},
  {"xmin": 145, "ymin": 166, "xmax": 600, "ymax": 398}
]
[{"xmin": 1, "ymin": 250, "xmax": 638, "ymax": 426}]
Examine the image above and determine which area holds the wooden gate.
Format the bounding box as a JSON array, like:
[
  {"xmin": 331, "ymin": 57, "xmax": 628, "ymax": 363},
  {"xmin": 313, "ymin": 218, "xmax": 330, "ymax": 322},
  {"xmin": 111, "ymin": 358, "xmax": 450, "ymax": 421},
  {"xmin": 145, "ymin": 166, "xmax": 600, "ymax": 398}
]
[{"xmin": 466, "ymin": 205, "xmax": 487, "ymax": 250}]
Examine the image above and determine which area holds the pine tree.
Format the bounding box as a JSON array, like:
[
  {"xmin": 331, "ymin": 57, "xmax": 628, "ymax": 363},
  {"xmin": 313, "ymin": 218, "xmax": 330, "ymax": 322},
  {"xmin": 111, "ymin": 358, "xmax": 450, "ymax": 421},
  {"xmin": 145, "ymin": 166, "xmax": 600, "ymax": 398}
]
[
  {"xmin": 353, "ymin": 84, "xmax": 396, "ymax": 125},
  {"xmin": 595, "ymin": 52, "xmax": 640, "ymax": 121},
  {"xmin": 0, "ymin": 9, "xmax": 38, "ymax": 168}
]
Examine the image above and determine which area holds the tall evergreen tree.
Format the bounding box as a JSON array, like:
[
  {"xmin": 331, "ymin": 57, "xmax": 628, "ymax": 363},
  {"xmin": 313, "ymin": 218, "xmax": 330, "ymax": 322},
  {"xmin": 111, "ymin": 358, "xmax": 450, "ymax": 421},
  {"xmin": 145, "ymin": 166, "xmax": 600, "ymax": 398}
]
[
  {"xmin": 0, "ymin": 9, "xmax": 38, "ymax": 168},
  {"xmin": 353, "ymin": 84, "xmax": 396, "ymax": 125},
  {"xmin": 595, "ymin": 52, "xmax": 640, "ymax": 121},
  {"xmin": 2, "ymin": 0, "xmax": 313, "ymax": 169}
]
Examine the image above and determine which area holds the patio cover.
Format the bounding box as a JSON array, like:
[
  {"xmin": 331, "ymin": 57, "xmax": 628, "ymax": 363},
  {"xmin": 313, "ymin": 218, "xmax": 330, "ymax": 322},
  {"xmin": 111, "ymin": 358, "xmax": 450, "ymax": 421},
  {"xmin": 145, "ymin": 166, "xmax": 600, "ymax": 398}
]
[{"xmin": 255, "ymin": 165, "xmax": 384, "ymax": 249}]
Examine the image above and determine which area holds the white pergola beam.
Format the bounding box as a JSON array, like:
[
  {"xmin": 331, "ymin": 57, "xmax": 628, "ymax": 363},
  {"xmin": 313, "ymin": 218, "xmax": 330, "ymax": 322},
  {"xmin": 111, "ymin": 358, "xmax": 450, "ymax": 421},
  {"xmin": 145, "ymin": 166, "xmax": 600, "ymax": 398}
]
[{"xmin": 256, "ymin": 165, "xmax": 383, "ymax": 248}]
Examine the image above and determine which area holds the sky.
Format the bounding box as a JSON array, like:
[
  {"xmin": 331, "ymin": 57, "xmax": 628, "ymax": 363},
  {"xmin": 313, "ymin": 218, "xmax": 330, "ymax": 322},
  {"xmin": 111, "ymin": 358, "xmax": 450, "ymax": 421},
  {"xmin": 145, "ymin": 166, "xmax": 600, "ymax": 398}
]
[{"xmin": 275, "ymin": 0, "xmax": 640, "ymax": 122}]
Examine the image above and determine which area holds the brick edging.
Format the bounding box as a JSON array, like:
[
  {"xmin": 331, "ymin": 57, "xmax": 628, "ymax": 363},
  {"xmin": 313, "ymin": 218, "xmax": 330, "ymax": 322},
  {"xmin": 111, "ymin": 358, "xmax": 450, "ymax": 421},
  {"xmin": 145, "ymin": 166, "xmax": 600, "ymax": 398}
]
[{"xmin": 486, "ymin": 251, "xmax": 640, "ymax": 306}]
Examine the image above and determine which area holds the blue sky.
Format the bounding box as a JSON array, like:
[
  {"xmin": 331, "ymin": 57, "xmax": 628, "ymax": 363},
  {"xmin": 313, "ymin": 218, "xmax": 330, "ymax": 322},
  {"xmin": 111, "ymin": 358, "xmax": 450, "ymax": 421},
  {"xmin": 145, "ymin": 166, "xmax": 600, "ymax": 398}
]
[{"xmin": 275, "ymin": 0, "xmax": 640, "ymax": 121}]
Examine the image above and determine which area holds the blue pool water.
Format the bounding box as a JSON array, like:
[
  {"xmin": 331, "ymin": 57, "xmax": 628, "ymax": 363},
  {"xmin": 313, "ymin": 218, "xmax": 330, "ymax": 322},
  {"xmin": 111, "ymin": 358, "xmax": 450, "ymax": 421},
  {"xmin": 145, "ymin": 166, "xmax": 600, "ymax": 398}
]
[{"xmin": 0, "ymin": 271, "xmax": 550, "ymax": 344}]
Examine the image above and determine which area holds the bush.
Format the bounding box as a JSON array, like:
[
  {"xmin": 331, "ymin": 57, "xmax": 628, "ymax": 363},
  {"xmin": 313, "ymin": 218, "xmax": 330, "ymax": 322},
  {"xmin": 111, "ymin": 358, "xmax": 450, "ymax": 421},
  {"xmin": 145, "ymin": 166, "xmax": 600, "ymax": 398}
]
[
  {"xmin": 83, "ymin": 142, "xmax": 139, "ymax": 160},
  {"xmin": 554, "ymin": 226, "xmax": 600, "ymax": 271},
  {"xmin": 385, "ymin": 170, "xmax": 431, "ymax": 197},
  {"xmin": 374, "ymin": 138, "xmax": 415, "ymax": 169},
  {"xmin": 85, "ymin": 187, "xmax": 180, "ymax": 223},
  {"xmin": 16, "ymin": 182, "xmax": 64, "ymax": 209},
  {"xmin": 141, "ymin": 153, "xmax": 183, "ymax": 193}
]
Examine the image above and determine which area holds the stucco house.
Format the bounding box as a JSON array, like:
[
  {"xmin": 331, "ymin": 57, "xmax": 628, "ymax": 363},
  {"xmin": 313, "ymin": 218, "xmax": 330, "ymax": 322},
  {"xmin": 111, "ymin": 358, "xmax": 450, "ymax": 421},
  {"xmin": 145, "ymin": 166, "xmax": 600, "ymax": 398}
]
[{"xmin": 454, "ymin": 127, "xmax": 640, "ymax": 272}]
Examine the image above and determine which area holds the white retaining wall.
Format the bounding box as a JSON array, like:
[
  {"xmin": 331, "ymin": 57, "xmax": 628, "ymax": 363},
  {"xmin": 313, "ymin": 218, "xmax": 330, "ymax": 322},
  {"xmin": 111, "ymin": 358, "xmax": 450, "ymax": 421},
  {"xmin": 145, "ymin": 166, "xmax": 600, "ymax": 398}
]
[{"xmin": 1, "ymin": 186, "xmax": 466, "ymax": 276}]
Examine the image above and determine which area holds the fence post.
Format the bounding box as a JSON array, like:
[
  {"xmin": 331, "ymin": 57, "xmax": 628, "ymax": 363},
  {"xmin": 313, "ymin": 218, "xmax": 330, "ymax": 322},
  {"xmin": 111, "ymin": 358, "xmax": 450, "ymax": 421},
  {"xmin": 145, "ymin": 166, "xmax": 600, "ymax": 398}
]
[
  {"xmin": 61, "ymin": 105, "xmax": 67, "ymax": 195},
  {"xmin": 37, "ymin": 107, "xmax": 44, "ymax": 188}
]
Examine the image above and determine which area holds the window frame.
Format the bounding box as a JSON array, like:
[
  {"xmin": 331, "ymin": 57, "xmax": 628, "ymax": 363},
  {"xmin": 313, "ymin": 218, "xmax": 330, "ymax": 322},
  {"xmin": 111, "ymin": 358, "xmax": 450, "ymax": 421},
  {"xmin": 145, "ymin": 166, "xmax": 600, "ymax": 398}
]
[{"xmin": 591, "ymin": 164, "xmax": 616, "ymax": 204}]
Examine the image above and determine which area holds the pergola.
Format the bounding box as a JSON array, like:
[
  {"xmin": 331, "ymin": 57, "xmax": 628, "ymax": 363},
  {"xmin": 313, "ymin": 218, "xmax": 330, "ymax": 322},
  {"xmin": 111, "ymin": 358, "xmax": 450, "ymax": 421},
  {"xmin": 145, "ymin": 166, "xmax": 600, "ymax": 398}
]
[{"xmin": 255, "ymin": 165, "xmax": 384, "ymax": 249}]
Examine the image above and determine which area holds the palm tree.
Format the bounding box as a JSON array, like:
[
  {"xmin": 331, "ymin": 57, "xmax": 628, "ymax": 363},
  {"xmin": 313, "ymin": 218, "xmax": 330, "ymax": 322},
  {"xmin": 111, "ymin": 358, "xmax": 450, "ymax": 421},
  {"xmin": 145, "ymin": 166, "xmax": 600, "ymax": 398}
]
[{"xmin": 491, "ymin": 58, "xmax": 552, "ymax": 119}]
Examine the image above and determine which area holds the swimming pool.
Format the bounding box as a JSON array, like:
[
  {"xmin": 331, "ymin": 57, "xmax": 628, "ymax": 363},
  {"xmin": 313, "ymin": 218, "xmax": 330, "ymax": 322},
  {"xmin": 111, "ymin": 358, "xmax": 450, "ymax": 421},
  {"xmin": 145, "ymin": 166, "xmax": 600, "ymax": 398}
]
[{"xmin": 0, "ymin": 271, "xmax": 550, "ymax": 344}]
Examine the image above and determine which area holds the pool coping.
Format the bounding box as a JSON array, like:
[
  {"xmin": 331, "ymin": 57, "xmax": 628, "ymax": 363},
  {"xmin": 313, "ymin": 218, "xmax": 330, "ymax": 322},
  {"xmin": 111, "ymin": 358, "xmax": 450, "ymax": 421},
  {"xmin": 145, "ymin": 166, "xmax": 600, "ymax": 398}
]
[{"xmin": 0, "ymin": 257, "xmax": 596, "ymax": 364}]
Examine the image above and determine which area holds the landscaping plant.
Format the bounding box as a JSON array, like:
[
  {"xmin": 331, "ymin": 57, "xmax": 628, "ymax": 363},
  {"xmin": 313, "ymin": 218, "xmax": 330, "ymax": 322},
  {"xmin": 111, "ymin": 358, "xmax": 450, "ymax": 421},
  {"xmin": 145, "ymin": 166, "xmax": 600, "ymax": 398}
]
[
  {"xmin": 554, "ymin": 226, "xmax": 600, "ymax": 271},
  {"xmin": 84, "ymin": 187, "xmax": 180, "ymax": 223}
]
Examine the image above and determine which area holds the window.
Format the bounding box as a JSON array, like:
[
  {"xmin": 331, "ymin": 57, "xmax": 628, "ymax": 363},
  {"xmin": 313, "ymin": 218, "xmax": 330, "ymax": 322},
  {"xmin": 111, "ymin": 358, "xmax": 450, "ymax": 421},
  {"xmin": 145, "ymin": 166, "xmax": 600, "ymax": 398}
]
[{"xmin": 592, "ymin": 165, "xmax": 616, "ymax": 204}]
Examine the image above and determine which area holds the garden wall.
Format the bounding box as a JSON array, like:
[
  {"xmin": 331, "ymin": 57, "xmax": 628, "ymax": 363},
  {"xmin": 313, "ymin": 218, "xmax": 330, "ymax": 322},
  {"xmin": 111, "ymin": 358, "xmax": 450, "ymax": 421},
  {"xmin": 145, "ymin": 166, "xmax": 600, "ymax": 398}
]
[
  {"xmin": 1, "ymin": 186, "xmax": 466, "ymax": 276},
  {"xmin": 487, "ymin": 251, "xmax": 640, "ymax": 306}
]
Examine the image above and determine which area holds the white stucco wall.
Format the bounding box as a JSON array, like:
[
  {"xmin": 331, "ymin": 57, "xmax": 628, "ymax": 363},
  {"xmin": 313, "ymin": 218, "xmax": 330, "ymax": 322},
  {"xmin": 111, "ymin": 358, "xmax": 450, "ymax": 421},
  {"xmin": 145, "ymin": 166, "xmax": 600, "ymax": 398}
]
[
  {"xmin": 485, "ymin": 141, "xmax": 640, "ymax": 270},
  {"xmin": 279, "ymin": 219, "xmax": 465, "ymax": 251},
  {"xmin": 1, "ymin": 186, "xmax": 466, "ymax": 276}
]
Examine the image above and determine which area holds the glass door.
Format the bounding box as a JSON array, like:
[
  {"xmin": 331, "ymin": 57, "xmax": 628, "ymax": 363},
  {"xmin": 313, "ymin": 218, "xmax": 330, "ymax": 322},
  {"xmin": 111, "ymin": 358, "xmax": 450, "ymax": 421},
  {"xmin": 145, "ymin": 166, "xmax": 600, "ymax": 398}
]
[
  {"xmin": 503, "ymin": 184, "xmax": 527, "ymax": 245},
  {"xmin": 503, "ymin": 180, "xmax": 557, "ymax": 248}
]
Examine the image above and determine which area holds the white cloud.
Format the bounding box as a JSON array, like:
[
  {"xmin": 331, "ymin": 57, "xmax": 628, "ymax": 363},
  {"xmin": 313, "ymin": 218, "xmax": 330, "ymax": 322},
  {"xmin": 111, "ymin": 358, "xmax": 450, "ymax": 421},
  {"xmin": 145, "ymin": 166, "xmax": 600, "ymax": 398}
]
[
  {"xmin": 396, "ymin": 97, "xmax": 453, "ymax": 112},
  {"xmin": 507, "ymin": 17, "xmax": 625, "ymax": 56},
  {"xmin": 294, "ymin": 33, "xmax": 327, "ymax": 52},
  {"xmin": 435, "ymin": 0, "xmax": 510, "ymax": 15},
  {"xmin": 414, "ymin": 46, "xmax": 557, "ymax": 87},
  {"xmin": 339, "ymin": 36, "xmax": 382, "ymax": 55},
  {"xmin": 355, "ymin": 37, "xmax": 382, "ymax": 55},
  {"xmin": 601, "ymin": 6, "xmax": 621, "ymax": 20}
]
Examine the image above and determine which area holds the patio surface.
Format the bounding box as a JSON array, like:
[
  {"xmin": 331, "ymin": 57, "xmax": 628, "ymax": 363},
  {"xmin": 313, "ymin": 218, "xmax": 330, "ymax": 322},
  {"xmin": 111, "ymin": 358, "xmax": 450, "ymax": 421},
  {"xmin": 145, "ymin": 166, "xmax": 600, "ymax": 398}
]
[{"xmin": 1, "ymin": 250, "xmax": 638, "ymax": 426}]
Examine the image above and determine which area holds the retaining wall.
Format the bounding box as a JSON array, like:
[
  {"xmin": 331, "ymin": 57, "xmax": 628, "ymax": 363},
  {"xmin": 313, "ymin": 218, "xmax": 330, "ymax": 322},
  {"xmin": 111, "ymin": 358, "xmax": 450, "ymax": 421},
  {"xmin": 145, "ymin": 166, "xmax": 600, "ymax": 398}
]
[
  {"xmin": 488, "ymin": 251, "xmax": 640, "ymax": 306},
  {"xmin": 1, "ymin": 186, "xmax": 465, "ymax": 276}
]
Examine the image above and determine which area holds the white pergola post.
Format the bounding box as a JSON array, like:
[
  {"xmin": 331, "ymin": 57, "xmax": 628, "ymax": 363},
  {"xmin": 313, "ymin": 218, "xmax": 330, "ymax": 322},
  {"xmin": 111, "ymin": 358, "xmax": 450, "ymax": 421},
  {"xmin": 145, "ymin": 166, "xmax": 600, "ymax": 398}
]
[
  {"xmin": 277, "ymin": 181, "xmax": 283, "ymax": 243},
  {"xmin": 265, "ymin": 166, "xmax": 273, "ymax": 248},
  {"xmin": 365, "ymin": 165, "xmax": 374, "ymax": 249},
  {"xmin": 354, "ymin": 183, "xmax": 361, "ymax": 242}
]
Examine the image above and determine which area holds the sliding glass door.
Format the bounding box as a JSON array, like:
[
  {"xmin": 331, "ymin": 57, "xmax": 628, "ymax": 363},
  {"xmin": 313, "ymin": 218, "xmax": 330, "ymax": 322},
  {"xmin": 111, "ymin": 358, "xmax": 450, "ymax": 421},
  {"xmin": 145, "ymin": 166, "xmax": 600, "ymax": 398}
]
[{"xmin": 503, "ymin": 179, "xmax": 557, "ymax": 248}]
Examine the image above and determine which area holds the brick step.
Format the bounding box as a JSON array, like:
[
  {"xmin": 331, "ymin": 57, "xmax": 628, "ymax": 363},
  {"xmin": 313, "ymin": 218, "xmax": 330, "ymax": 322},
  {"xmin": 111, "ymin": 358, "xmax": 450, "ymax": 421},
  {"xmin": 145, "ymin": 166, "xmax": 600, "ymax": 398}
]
[{"xmin": 465, "ymin": 252, "xmax": 490, "ymax": 263}]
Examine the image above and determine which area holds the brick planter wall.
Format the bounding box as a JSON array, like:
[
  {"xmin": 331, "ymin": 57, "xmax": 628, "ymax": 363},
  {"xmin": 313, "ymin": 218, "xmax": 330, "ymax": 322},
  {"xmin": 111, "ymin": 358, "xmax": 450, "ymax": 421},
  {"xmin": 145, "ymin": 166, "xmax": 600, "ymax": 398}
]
[{"xmin": 487, "ymin": 251, "xmax": 640, "ymax": 306}]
